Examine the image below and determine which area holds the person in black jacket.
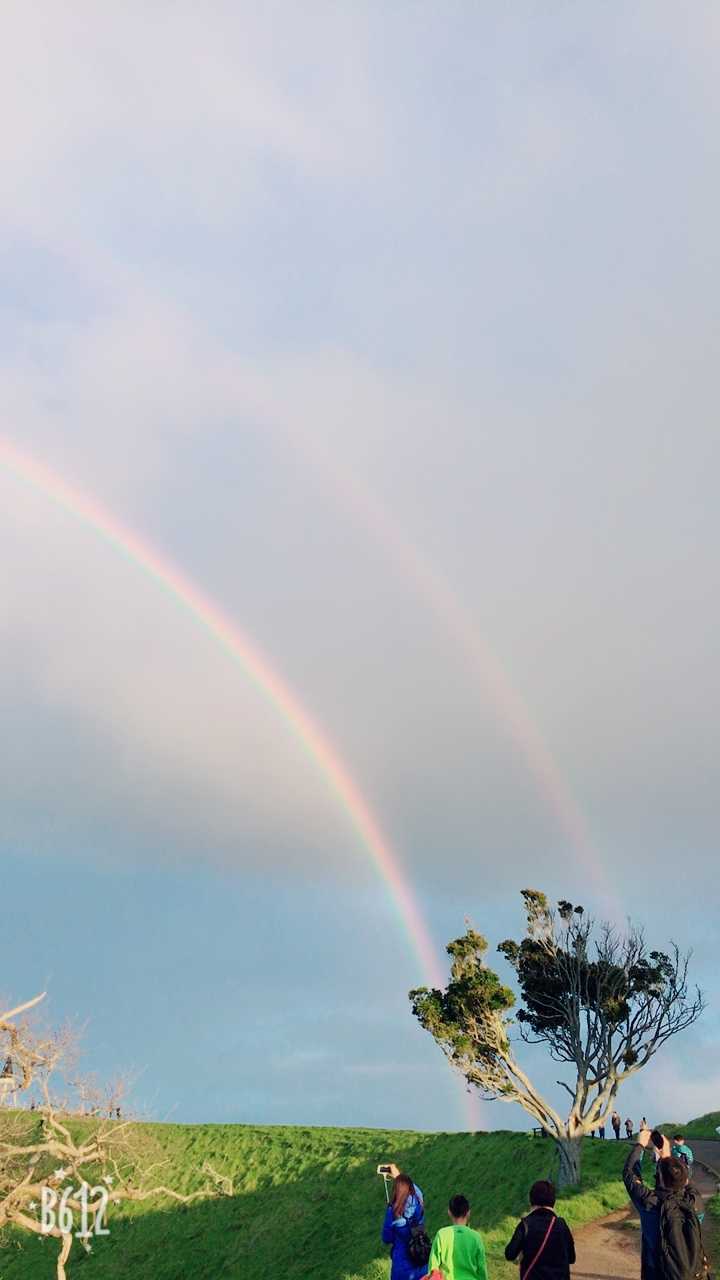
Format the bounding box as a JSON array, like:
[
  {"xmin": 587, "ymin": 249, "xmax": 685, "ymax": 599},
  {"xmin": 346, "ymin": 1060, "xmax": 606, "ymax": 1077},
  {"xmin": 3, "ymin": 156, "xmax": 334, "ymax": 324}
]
[
  {"xmin": 623, "ymin": 1128, "xmax": 705, "ymax": 1280},
  {"xmin": 505, "ymin": 1180, "xmax": 576, "ymax": 1280}
]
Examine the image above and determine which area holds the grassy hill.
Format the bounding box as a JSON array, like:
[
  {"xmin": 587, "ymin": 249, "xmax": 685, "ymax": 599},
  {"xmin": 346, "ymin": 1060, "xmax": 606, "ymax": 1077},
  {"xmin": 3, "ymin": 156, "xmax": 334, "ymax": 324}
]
[
  {"xmin": 674, "ymin": 1113, "xmax": 720, "ymax": 1140},
  {"xmin": 659, "ymin": 1114, "xmax": 720, "ymax": 1140},
  {"xmin": 0, "ymin": 1122, "xmax": 631, "ymax": 1280}
]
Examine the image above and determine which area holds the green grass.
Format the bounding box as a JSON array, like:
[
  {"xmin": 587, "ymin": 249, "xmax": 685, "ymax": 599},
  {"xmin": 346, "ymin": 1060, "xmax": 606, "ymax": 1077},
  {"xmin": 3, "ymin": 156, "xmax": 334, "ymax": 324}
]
[
  {"xmin": 0, "ymin": 1123, "xmax": 631, "ymax": 1280},
  {"xmin": 699, "ymin": 1189, "xmax": 720, "ymax": 1277},
  {"xmin": 675, "ymin": 1113, "xmax": 720, "ymax": 1141},
  {"xmin": 659, "ymin": 1112, "xmax": 720, "ymax": 1143}
]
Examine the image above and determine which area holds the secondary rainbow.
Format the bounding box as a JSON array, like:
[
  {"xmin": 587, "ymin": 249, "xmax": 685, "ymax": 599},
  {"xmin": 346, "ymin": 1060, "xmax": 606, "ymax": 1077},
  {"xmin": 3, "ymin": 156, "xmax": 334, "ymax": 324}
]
[
  {"xmin": 270, "ymin": 415, "xmax": 618, "ymax": 918},
  {"xmin": 0, "ymin": 436, "xmax": 447, "ymax": 994}
]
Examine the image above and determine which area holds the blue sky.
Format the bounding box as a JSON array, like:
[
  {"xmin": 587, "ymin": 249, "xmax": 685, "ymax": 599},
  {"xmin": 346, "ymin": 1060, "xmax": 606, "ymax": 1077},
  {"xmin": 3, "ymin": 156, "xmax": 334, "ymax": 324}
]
[{"xmin": 1, "ymin": 2, "xmax": 719, "ymax": 1132}]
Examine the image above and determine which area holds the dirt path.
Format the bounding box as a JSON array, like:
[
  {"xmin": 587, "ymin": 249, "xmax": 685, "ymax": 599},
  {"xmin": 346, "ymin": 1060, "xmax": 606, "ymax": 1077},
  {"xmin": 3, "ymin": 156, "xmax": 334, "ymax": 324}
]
[
  {"xmin": 688, "ymin": 1139, "xmax": 720, "ymax": 1183},
  {"xmin": 573, "ymin": 1206, "xmax": 641, "ymax": 1280},
  {"xmin": 573, "ymin": 1142, "xmax": 719, "ymax": 1280}
]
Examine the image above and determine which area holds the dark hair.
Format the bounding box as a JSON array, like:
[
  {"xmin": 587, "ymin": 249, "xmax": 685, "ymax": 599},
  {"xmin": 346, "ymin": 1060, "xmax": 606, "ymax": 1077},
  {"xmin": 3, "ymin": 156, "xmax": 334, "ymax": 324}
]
[
  {"xmin": 651, "ymin": 1129, "xmax": 665, "ymax": 1150},
  {"xmin": 658, "ymin": 1157, "xmax": 688, "ymax": 1192},
  {"xmin": 449, "ymin": 1194, "xmax": 470, "ymax": 1218},
  {"xmin": 530, "ymin": 1180, "xmax": 556, "ymax": 1207},
  {"xmin": 673, "ymin": 1135, "xmax": 685, "ymax": 1143}
]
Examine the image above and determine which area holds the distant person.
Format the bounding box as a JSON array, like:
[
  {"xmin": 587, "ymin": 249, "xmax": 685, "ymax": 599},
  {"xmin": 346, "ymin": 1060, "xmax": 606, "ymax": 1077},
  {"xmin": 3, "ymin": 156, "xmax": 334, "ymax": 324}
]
[
  {"xmin": 428, "ymin": 1194, "xmax": 487, "ymax": 1280},
  {"xmin": 672, "ymin": 1135, "xmax": 695, "ymax": 1176},
  {"xmin": 599, "ymin": 1124, "xmax": 606, "ymax": 1139},
  {"xmin": 611, "ymin": 1111, "xmax": 621, "ymax": 1140},
  {"xmin": 382, "ymin": 1172, "xmax": 428, "ymax": 1280},
  {"xmin": 623, "ymin": 1127, "xmax": 705, "ymax": 1280},
  {"xmin": 625, "ymin": 1118, "xmax": 634, "ymax": 1139},
  {"xmin": 505, "ymin": 1180, "xmax": 575, "ymax": 1280}
]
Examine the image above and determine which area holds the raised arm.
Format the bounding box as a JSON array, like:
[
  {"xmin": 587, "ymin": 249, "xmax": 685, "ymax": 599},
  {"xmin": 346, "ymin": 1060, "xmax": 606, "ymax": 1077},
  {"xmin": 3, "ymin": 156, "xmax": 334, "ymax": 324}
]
[{"xmin": 623, "ymin": 1141, "xmax": 656, "ymax": 1213}]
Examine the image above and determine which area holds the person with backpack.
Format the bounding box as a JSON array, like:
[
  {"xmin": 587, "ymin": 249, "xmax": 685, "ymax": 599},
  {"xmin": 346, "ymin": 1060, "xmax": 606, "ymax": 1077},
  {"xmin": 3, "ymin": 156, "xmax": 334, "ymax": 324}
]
[
  {"xmin": 382, "ymin": 1172, "xmax": 430, "ymax": 1279},
  {"xmin": 623, "ymin": 1127, "xmax": 706, "ymax": 1280},
  {"xmin": 626, "ymin": 1117, "xmax": 634, "ymax": 1139},
  {"xmin": 612, "ymin": 1111, "xmax": 622, "ymax": 1140},
  {"xmin": 504, "ymin": 1180, "xmax": 576, "ymax": 1280},
  {"xmin": 427, "ymin": 1194, "xmax": 487, "ymax": 1280}
]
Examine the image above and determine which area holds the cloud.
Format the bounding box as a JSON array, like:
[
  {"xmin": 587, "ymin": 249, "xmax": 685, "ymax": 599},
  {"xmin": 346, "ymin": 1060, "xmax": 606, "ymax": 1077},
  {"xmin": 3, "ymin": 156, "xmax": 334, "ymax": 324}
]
[{"xmin": 1, "ymin": 5, "xmax": 720, "ymax": 914}]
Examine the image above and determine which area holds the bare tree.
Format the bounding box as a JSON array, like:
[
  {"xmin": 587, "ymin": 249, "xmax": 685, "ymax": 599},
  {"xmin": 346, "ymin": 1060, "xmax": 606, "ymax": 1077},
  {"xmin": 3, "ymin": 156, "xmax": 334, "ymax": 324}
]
[
  {"xmin": 410, "ymin": 890, "xmax": 704, "ymax": 1185},
  {"xmin": 1, "ymin": 992, "xmax": 217, "ymax": 1279}
]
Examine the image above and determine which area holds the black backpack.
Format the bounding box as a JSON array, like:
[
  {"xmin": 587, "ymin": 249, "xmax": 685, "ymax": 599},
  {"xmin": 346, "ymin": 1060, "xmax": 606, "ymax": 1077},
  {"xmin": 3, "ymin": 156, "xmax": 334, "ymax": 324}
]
[
  {"xmin": 407, "ymin": 1224, "xmax": 432, "ymax": 1267},
  {"xmin": 658, "ymin": 1195, "xmax": 707, "ymax": 1280}
]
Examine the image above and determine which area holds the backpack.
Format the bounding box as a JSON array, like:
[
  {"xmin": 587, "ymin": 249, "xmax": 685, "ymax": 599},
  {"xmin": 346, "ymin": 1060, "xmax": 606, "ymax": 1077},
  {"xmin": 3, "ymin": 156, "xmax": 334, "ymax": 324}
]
[
  {"xmin": 407, "ymin": 1224, "xmax": 432, "ymax": 1267},
  {"xmin": 658, "ymin": 1195, "xmax": 707, "ymax": 1280}
]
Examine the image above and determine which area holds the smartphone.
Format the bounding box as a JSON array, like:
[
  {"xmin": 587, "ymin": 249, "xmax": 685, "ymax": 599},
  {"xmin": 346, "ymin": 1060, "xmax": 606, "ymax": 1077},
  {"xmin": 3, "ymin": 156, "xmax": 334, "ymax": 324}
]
[{"xmin": 377, "ymin": 1164, "xmax": 393, "ymax": 1175}]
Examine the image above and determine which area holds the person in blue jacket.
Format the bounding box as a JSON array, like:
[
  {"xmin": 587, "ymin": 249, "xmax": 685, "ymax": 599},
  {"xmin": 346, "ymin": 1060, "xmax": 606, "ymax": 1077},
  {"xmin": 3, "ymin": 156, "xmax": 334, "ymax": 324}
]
[{"xmin": 382, "ymin": 1171, "xmax": 427, "ymax": 1280}]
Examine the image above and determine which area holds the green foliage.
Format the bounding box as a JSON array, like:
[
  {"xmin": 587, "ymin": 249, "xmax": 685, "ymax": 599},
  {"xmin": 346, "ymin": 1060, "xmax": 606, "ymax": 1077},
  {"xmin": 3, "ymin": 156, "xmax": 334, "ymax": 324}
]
[
  {"xmin": 663, "ymin": 1112, "xmax": 720, "ymax": 1141},
  {"xmin": 499, "ymin": 894, "xmax": 677, "ymax": 1043},
  {"xmin": 410, "ymin": 929, "xmax": 515, "ymax": 1084},
  {"xmin": 0, "ymin": 1123, "xmax": 629, "ymax": 1280}
]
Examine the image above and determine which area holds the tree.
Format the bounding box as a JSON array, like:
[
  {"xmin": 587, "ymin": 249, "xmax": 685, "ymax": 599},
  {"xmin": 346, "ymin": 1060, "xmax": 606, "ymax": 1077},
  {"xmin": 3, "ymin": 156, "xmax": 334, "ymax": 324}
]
[
  {"xmin": 1, "ymin": 992, "xmax": 222, "ymax": 1279},
  {"xmin": 409, "ymin": 890, "xmax": 704, "ymax": 1186}
]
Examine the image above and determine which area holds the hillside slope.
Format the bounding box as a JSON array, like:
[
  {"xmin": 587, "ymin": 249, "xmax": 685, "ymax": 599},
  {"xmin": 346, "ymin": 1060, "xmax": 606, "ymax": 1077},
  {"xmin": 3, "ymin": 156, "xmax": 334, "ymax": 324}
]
[
  {"xmin": 679, "ymin": 1113, "xmax": 720, "ymax": 1140},
  {"xmin": 0, "ymin": 1124, "xmax": 630, "ymax": 1280}
]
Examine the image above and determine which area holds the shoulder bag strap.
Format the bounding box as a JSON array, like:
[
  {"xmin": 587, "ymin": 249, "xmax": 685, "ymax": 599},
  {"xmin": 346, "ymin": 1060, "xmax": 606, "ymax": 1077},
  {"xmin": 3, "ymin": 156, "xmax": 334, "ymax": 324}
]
[{"xmin": 523, "ymin": 1214, "xmax": 557, "ymax": 1280}]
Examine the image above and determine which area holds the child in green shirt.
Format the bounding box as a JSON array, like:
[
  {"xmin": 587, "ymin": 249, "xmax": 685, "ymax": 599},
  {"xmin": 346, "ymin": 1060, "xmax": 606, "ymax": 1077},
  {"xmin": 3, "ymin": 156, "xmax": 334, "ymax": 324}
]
[{"xmin": 428, "ymin": 1194, "xmax": 488, "ymax": 1280}]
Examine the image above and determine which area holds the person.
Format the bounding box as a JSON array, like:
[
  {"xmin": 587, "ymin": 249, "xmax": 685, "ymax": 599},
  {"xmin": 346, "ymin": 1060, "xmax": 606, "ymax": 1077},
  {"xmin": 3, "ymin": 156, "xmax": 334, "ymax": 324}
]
[
  {"xmin": 428, "ymin": 1194, "xmax": 487, "ymax": 1280},
  {"xmin": 505, "ymin": 1180, "xmax": 576, "ymax": 1280},
  {"xmin": 625, "ymin": 1117, "xmax": 634, "ymax": 1139},
  {"xmin": 598, "ymin": 1124, "xmax": 606, "ymax": 1139},
  {"xmin": 623, "ymin": 1126, "xmax": 705, "ymax": 1280},
  {"xmin": 611, "ymin": 1111, "xmax": 621, "ymax": 1140},
  {"xmin": 672, "ymin": 1135, "xmax": 694, "ymax": 1176},
  {"xmin": 382, "ymin": 1172, "xmax": 428, "ymax": 1280}
]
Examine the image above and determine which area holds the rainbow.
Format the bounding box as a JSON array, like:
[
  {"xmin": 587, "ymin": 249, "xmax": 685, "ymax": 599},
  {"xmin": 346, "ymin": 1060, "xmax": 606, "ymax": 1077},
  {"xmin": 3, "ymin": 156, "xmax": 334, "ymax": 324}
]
[
  {"xmin": 0, "ymin": 436, "xmax": 487, "ymax": 1123},
  {"xmin": 0, "ymin": 436, "xmax": 447, "ymax": 983},
  {"xmin": 267, "ymin": 416, "xmax": 617, "ymax": 917}
]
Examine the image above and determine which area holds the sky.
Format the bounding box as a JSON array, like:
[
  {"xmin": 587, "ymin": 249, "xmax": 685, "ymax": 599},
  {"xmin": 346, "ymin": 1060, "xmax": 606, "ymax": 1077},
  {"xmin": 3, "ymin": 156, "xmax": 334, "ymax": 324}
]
[{"xmin": 1, "ymin": 2, "xmax": 719, "ymax": 1135}]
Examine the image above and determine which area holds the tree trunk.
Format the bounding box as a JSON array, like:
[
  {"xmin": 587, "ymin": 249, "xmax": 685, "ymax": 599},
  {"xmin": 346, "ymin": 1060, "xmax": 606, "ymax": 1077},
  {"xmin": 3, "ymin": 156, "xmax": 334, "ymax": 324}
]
[{"xmin": 556, "ymin": 1136, "xmax": 583, "ymax": 1187}]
